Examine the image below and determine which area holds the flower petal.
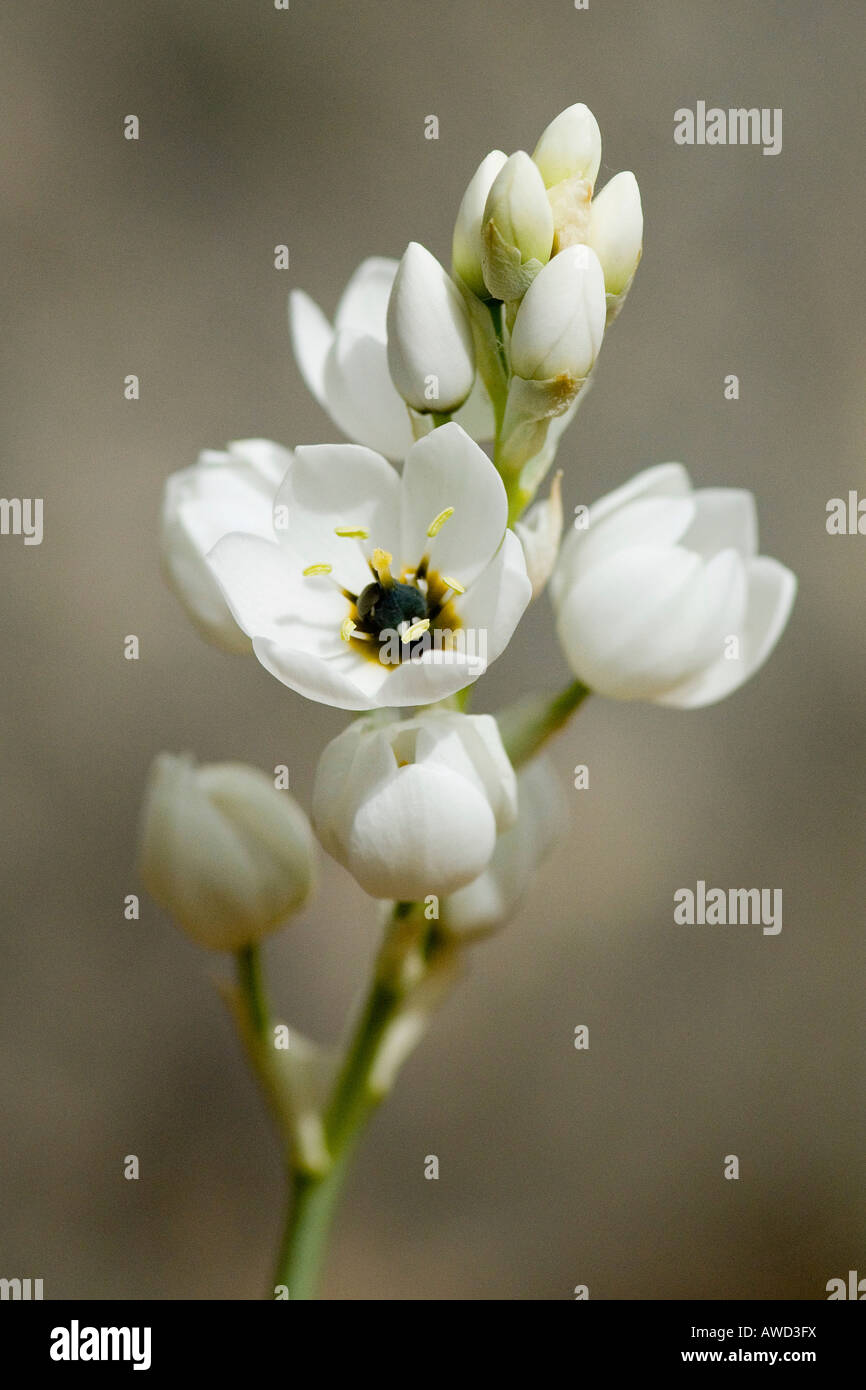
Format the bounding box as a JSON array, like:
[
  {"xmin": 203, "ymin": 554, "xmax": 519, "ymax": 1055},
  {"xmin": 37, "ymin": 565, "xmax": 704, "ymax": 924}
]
[
  {"xmin": 453, "ymin": 372, "xmax": 496, "ymax": 442},
  {"xmin": 288, "ymin": 290, "xmax": 334, "ymax": 407},
  {"xmin": 551, "ymin": 461, "xmax": 692, "ymax": 606},
  {"xmin": 556, "ymin": 544, "xmax": 747, "ymax": 700},
  {"xmin": 680, "ymin": 488, "xmax": 758, "ymax": 560},
  {"xmin": 274, "ymin": 442, "xmax": 402, "ymax": 595},
  {"xmin": 455, "ymin": 529, "xmax": 532, "ymax": 665},
  {"xmin": 323, "ymin": 332, "xmax": 415, "ymax": 460},
  {"xmin": 253, "ymin": 638, "xmax": 391, "ymax": 710},
  {"xmin": 207, "ymin": 533, "xmax": 343, "ymax": 642},
  {"xmin": 657, "ymin": 557, "xmax": 796, "ymax": 708},
  {"xmin": 334, "ymin": 256, "xmax": 397, "ymax": 341},
  {"xmin": 400, "ymin": 422, "xmax": 507, "ymax": 585},
  {"xmin": 346, "ymin": 763, "xmax": 497, "ymax": 899}
]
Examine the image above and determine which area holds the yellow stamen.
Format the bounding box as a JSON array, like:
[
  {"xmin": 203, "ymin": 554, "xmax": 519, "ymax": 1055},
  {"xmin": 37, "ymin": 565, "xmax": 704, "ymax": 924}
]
[
  {"xmin": 371, "ymin": 547, "xmax": 394, "ymax": 587},
  {"xmin": 427, "ymin": 507, "xmax": 454, "ymax": 538},
  {"xmin": 334, "ymin": 527, "xmax": 369, "ymax": 539},
  {"xmin": 440, "ymin": 575, "xmax": 465, "ymax": 595},
  {"xmin": 303, "ymin": 563, "xmax": 333, "ymax": 576},
  {"xmin": 340, "ymin": 616, "xmax": 374, "ymax": 643},
  {"xmin": 401, "ymin": 617, "xmax": 431, "ymax": 645}
]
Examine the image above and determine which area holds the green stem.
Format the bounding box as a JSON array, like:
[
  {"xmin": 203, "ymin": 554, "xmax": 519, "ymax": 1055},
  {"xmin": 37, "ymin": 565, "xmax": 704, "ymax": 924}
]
[
  {"xmin": 498, "ymin": 679, "xmax": 591, "ymax": 767},
  {"xmin": 236, "ymin": 943, "xmax": 269, "ymax": 1040},
  {"xmin": 272, "ymin": 911, "xmax": 423, "ymax": 1299},
  {"xmin": 430, "ymin": 410, "xmax": 452, "ymax": 428}
]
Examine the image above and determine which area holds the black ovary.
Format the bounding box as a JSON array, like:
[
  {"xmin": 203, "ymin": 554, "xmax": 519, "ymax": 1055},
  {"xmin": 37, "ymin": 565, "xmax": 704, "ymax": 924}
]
[{"xmin": 356, "ymin": 580, "xmax": 427, "ymax": 636}]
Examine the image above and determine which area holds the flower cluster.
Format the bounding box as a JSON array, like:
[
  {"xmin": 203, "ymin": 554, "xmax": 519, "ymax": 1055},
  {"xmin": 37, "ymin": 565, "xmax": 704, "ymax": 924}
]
[{"xmin": 139, "ymin": 104, "xmax": 796, "ymax": 1276}]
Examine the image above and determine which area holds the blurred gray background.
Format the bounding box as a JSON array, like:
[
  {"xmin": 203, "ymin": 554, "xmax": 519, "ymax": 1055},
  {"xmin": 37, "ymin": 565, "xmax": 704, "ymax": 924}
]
[{"xmin": 0, "ymin": 0, "xmax": 863, "ymax": 1299}]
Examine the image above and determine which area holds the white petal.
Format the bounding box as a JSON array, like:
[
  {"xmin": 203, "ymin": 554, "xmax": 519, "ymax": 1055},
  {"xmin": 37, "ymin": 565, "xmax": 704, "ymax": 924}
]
[
  {"xmin": 453, "ymin": 372, "xmax": 496, "ymax": 442},
  {"xmin": 372, "ymin": 646, "xmax": 489, "ymax": 708},
  {"xmin": 532, "ymin": 103, "xmax": 602, "ymax": 189},
  {"xmin": 554, "ymin": 495, "xmax": 696, "ymax": 595},
  {"xmin": 207, "ymin": 533, "xmax": 343, "ymax": 642},
  {"xmin": 334, "ymin": 256, "xmax": 397, "ymax": 341},
  {"xmin": 455, "ymin": 529, "xmax": 532, "ymax": 665},
  {"xmin": 162, "ymin": 451, "xmax": 285, "ymax": 652},
  {"xmin": 288, "ymin": 290, "xmax": 334, "ymax": 407},
  {"xmin": 275, "ymin": 442, "xmax": 402, "ymax": 594},
  {"xmin": 254, "ymin": 638, "xmax": 391, "ymax": 710},
  {"xmin": 657, "ymin": 557, "xmax": 796, "ymax": 708},
  {"xmin": 322, "ymin": 332, "xmax": 415, "ymax": 459},
  {"xmin": 400, "ymin": 422, "xmax": 507, "ymax": 586},
  {"xmin": 556, "ymin": 544, "xmax": 747, "ymax": 700},
  {"xmin": 442, "ymin": 754, "xmax": 565, "ymax": 935},
  {"xmin": 680, "ymin": 488, "xmax": 758, "ymax": 560},
  {"xmin": 551, "ymin": 462, "xmax": 692, "ymax": 606},
  {"xmin": 347, "ymin": 763, "xmax": 497, "ymax": 899}
]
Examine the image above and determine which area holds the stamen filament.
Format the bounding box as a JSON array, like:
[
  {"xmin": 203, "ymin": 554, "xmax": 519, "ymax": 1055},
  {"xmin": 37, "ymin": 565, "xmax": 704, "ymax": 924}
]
[{"xmin": 371, "ymin": 548, "xmax": 394, "ymax": 588}]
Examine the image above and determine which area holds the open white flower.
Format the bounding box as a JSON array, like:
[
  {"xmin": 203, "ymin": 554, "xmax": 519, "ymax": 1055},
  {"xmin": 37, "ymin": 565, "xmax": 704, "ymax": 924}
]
[
  {"xmin": 440, "ymin": 754, "xmax": 566, "ymax": 937},
  {"xmin": 550, "ymin": 463, "xmax": 797, "ymax": 706},
  {"xmin": 289, "ymin": 257, "xmax": 493, "ymax": 457},
  {"xmin": 161, "ymin": 439, "xmax": 293, "ymax": 652},
  {"xmin": 208, "ymin": 423, "xmax": 532, "ymax": 710},
  {"xmin": 312, "ymin": 710, "xmax": 517, "ymax": 899},
  {"xmin": 139, "ymin": 754, "xmax": 316, "ymax": 952}
]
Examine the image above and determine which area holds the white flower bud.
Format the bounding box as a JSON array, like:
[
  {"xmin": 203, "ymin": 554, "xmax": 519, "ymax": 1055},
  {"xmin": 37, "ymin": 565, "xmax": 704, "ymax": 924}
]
[
  {"xmin": 515, "ymin": 470, "xmax": 563, "ymax": 598},
  {"xmin": 550, "ymin": 463, "xmax": 797, "ymax": 706},
  {"xmin": 532, "ymin": 102, "xmax": 602, "ymax": 189},
  {"xmin": 452, "ymin": 150, "xmax": 508, "ymax": 299},
  {"xmin": 139, "ymin": 754, "xmax": 315, "ymax": 951},
  {"xmin": 480, "ymin": 151, "xmax": 554, "ymax": 302},
  {"xmin": 588, "ymin": 171, "xmax": 643, "ymax": 305},
  {"xmin": 312, "ymin": 710, "xmax": 517, "ymax": 900},
  {"xmin": 386, "ymin": 242, "xmax": 476, "ymax": 412},
  {"xmin": 440, "ymin": 755, "xmax": 566, "ymax": 938},
  {"xmin": 509, "ymin": 244, "xmax": 606, "ymax": 383}
]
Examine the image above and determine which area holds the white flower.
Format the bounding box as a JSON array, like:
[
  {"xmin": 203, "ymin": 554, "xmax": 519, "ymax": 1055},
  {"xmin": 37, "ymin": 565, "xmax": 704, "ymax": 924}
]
[
  {"xmin": 514, "ymin": 470, "xmax": 563, "ymax": 598},
  {"xmin": 161, "ymin": 439, "xmax": 292, "ymax": 652},
  {"xmin": 509, "ymin": 244, "xmax": 607, "ymax": 382},
  {"xmin": 550, "ymin": 463, "xmax": 797, "ymax": 706},
  {"xmin": 312, "ymin": 709, "xmax": 518, "ymax": 899},
  {"xmin": 139, "ymin": 754, "xmax": 316, "ymax": 951},
  {"xmin": 386, "ymin": 242, "xmax": 475, "ymax": 413},
  {"xmin": 290, "ymin": 257, "xmax": 415, "ymax": 460},
  {"xmin": 587, "ymin": 170, "xmax": 643, "ymax": 307},
  {"xmin": 452, "ymin": 149, "xmax": 508, "ymax": 298},
  {"xmin": 440, "ymin": 754, "xmax": 566, "ymax": 937},
  {"xmin": 532, "ymin": 103, "xmax": 602, "ymax": 190},
  {"xmin": 290, "ymin": 256, "xmax": 493, "ymax": 454},
  {"xmin": 207, "ymin": 423, "xmax": 532, "ymax": 710},
  {"xmin": 480, "ymin": 151, "xmax": 554, "ymax": 302}
]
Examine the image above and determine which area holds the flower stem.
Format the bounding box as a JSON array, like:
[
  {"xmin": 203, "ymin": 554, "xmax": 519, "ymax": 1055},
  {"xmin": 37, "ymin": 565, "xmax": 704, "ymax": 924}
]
[
  {"xmin": 273, "ymin": 976, "xmax": 398, "ymax": 1298},
  {"xmin": 272, "ymin": 906, "xmax": 430, "ymax": 1299},
  {"xmin": 498, "ymin": 679, "xmax": 591, "ymax": 767},
  {"xmin": 236, "ymin": 943, "xmax": 269, "ymax": 1039}
]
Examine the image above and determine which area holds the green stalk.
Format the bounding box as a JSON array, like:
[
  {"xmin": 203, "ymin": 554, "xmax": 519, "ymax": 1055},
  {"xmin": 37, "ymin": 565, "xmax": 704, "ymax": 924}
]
[
  {"xmin": 272, "ymin": 976, "xmax": 399, "ymax": 1298},
  {"xmin": 269, "ymin": 904, "xmax": 434, "ymax": 1299},
  {"xmin": 498, "ymin": 679, "xmax": 591, "ymax": 767}
]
